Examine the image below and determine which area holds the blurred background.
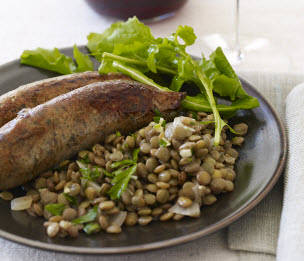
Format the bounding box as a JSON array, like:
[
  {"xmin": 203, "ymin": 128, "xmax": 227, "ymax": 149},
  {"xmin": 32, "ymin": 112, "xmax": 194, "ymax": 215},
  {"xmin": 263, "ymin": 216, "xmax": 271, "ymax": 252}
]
[{"xmin": 1, "ymin": 0, "xmax": 303, "ymax": 74}]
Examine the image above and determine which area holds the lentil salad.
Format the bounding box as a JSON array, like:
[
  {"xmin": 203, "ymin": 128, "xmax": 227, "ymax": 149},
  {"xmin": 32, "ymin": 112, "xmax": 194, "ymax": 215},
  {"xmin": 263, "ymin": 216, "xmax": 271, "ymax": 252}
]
[{"xmin": 1, "ymin": 112, "xmax": 248, "ymax": 238}]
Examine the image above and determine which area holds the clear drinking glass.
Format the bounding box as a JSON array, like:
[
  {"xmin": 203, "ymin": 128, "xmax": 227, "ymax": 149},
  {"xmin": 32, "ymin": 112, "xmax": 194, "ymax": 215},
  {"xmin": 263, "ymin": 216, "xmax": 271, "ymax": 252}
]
[{"xmin": 202, "ymin": 0, "xmax": 270, "ymax": 66}]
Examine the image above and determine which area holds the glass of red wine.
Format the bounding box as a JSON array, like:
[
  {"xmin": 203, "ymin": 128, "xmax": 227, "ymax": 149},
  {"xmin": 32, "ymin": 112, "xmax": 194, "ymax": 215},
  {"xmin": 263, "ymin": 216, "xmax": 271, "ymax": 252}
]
[{"xmin": 85, "ymin": 0, "xmax": 188, "ymax": 21}]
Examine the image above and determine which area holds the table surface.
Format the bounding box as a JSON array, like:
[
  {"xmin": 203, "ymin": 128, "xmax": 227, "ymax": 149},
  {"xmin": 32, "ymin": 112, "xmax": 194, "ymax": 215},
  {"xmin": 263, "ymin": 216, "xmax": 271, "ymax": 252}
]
[
  {"xmin": 0, "ymin": 0, "xmax": 303, "ymax": 260},
  {"xmin": 1, "ymin": 0, "xmax": 304, "ymax": 74}
]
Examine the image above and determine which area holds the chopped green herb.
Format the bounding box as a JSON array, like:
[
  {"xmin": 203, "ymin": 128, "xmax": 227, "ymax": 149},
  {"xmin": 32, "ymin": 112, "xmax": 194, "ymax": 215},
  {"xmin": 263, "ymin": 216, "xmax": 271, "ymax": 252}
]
[
  {"xmin": 110, "ymin": 159, "xmax": 135, "ymax": 169},
  {"xmin": 83, "ymin": 222, "xmax": 101, "ymax": 234},
  {"xmin": 102, "ymin": 168, "xmax": 114, "ymax": 178},
  {"xmin": 108, "ymin": 164, "xmax": 137, "ymax": 200},
  {"xmin": 191, "ymin": 111, "xmax": 198, "ymax": 120},
  {"xmin": 153, "ymin": 108, "xmax": 162, "ymax": 117},
  {"xmin": 153, "ymin": 116, "xmax": 161, "ymax": 123},
  {"xmin": 63, "ymin": 193, "xmax": 78, "ymax": 207},
  {"xmin": 72, "ymin": 206, "xmax": 98, "ymax": 224},
  {"xmin": 115, "ymin": 131, "xmax": 122, "ymax": 137},
  {"xmin": 44, "ymin": 203, "xmax": 65, "ymax": 216},
  {"xmin": 79, "ymin": 166, "xmax": 101, "ymax": 181},
  {"xmin": 132, "ymin": 148, "xmax": 140, "ymax": 162},
  {"xmin": 159, "ymin": 138, "xmax": 170, "ymax": 147}
]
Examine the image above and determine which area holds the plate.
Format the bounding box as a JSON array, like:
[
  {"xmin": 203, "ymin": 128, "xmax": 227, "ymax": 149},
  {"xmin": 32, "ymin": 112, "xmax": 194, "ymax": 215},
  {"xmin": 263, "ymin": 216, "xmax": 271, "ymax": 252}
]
[{"xmin": 0, "ymin": 46, "xmax": 287, "ymax": 254}]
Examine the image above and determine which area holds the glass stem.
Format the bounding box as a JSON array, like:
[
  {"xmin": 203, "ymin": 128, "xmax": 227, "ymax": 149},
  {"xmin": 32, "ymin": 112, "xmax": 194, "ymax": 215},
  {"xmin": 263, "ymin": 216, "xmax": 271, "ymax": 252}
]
[{"xmin": 234, "ymin": 0, "xmax": 242, "ymax": 61}]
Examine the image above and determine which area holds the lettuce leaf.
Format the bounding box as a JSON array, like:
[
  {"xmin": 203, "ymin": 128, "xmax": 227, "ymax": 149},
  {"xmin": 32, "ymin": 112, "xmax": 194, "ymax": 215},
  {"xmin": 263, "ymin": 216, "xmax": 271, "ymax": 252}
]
[
  {"xmin": 87, "ymin": 17, "xmax": 154, "ymax": 60},
  {"xmin": 73, "ymin": 45, "xmax": 94, "ymax": 72},
  {"xmin": 20, "ymin": 46, "xmax": 93, "ymax": 74},
  {"xmin": 21, "ymin": 48, "xmax": 76, "ymax": 74}
]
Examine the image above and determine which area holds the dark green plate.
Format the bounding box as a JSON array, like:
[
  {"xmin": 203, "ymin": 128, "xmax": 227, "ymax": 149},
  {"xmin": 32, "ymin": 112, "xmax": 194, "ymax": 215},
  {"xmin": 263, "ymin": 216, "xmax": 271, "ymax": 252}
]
[{"xmin": 0, "ymin": 47, "xmax": 287, "ymax": 254}]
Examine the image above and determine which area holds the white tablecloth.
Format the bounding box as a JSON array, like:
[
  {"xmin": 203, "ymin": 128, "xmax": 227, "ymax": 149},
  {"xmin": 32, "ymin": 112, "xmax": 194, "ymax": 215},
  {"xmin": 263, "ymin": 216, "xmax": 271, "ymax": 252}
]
[{"xmin": 1, "ymin": 1, "xmax": 304, "ymax": 260}]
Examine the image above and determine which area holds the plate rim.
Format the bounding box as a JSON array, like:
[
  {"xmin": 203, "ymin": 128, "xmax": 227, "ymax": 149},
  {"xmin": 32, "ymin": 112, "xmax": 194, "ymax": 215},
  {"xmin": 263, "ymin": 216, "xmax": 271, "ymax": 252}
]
[{"xmin": 0, "ymin": 54, "xmax": 287, "ymax": 254}]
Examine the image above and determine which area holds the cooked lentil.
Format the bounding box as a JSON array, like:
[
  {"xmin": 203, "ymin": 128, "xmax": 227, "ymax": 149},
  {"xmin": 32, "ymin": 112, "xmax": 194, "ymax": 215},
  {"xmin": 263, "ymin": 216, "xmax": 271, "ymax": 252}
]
[{"xmin": 5, "ymin": 113, "xmax": 247, "ymax": 238}]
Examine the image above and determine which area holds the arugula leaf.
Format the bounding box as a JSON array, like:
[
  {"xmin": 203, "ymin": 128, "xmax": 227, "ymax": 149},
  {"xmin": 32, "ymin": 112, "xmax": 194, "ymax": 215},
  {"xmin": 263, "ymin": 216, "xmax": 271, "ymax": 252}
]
[
  {"xmin": 21, "ymin": 48, "xmax": 76, "ymax": 74},
  {"xmin": 174, "ymin": 25, "xmax": 197, "ymax": 46},
  {"xmin": 73, "ymin": 45, "xmax": 94, "ymax": 72},
  {"xmin": 200, "ymin": 47, "xmax": 247, "ymax": 100},
  {"xmin": 72, "ymin": 206, "xmax": 98, "ymax": 224},
  {"xmin": 44, "ymin": 203, "xmax": 65, "ymax": 216},
  {"xmin": 87, "ymin": 17, "xmax": 154, "ymax": 60},
  {"xmin": 108, "ymin": 164, "xmax": 137, "ymax": 200},
  {"xmin": 63, "ymin": 193, "xmax": 78, "ymax": 207},
  {"xmin": 20, "ymin": 46, "xmax": 94, "ymax": 75},
  {"xmin": 83, "ymin": 222, "xmax": 101, "ymax": 234}
]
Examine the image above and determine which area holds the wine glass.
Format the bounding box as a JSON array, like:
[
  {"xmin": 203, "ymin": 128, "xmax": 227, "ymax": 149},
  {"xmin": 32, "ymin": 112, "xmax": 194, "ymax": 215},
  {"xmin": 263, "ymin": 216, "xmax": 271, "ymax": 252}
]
[{"xmin": 201, "ymin": 0, "xmax": 269, "ymax": 66}]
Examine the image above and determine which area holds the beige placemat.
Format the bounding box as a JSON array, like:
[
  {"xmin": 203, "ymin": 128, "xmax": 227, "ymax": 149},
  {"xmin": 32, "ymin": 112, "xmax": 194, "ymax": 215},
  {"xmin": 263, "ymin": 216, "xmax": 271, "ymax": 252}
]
[{"xmin": 227, "ymin": 72, "xmax": 304, "ymax": 255}]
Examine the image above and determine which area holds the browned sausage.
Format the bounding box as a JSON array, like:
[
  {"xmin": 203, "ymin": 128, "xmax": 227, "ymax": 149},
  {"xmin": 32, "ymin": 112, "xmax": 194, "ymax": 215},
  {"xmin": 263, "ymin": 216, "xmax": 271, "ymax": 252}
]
[
  {"xmin": 0, "ymin": 71, "xmax": 130, "ymax": 127},
  {"xmin": 0, "ymin": 79, "xmax": 185, "ymax": 189}
]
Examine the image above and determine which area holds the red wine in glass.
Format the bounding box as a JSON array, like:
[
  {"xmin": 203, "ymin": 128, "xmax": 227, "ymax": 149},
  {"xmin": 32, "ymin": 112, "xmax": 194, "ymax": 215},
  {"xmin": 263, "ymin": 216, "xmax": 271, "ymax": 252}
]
[{"xmin": 85, "ymin": 0, "xmax": 188, "ymax": 20}]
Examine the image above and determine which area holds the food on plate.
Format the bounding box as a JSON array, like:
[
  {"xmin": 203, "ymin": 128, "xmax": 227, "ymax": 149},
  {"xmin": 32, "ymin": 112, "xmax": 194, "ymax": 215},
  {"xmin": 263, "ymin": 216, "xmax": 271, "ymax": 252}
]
[
  {"xmin": 20, "ymin": 17, "xmax": 259, "ymax": 146},
  {"xmin": 0, "ymin": 71, "xmax": 130, "ymax": 127},
  {"xmin": 9, "ymin": 113, "xmax": 247, "ymax": 237},
  {"xmin": 0, "ymin": 79, "xmax": 184, "ymax": 190},
  {"xmin": 0, "ymin": 17, "xmax": 259, "ymax": 238}
]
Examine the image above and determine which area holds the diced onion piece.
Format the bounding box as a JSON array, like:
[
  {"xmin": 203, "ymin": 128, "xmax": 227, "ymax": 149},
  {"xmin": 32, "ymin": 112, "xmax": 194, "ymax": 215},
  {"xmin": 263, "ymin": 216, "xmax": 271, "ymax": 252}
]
[
  {"xmin": 153, "ymin": 123, "xmax": 163, "ymax": 133},
  {"xmin": 179, "ymin": 149, "xmax": 192, "ymax": 158},
  {"xmin": 192, "ymin": 183, "xmax": 203, "ymax": 206},
  {"xmin": 76, "ymin": 160, "xmax": 87, "ymax": 169},
  {"xmin": 169, "ymin": 202, "xmax": 200, "ymax": 217},
  {"xmin": 159, "ymin": 137, "xmax": 171, "ymax": 147},
  {"xmin": 109, "ymin": 211, "xmax": 127, "ymax": 226},
  {"xmin": 11, "ymin": 196, "xmax": 33, "ymax": 211},
  {"xmin": 165, "ymin": 117, "xmax": 195, "ymax": 141}
]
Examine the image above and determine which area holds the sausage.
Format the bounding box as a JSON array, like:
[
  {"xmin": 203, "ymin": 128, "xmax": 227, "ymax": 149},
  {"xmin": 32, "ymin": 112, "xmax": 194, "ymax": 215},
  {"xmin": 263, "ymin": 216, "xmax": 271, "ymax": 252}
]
[
  {"xmin": 0, "ymin": 79, "xmax": 185, "ymax": 189},
  {"xmin": 0, "ymin": 71, "xmax": 130, "ymax": 127}
]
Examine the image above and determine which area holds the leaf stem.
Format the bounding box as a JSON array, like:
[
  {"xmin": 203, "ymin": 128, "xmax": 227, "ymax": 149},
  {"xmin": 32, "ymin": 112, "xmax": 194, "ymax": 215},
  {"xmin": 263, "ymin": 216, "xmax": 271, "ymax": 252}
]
[
  {"xmin": 102, "ymin": 52, "xmax": 176, "ymax": 75},
  {"xmin": 111, "ymin": 61, "xmax": 171, "ymax": 91}
]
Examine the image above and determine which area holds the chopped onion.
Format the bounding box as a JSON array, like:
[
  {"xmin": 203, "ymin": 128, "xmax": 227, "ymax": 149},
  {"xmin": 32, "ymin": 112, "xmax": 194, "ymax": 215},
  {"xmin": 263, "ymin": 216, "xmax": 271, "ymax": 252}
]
[
  {"xmin": 169, "ymin": 202, "xmax": 200, "ymax": 217},
  {"xmin": 179, "ymin": 149, "xmax": 192, "ymax": 158},
  {"xmin": 76, "ymin": 160, "xmax": 87, "ymax": 169},
  {"xmin": 109, "ymin": 211, "xmax": 127, "ymax": 226},
  {"xmin": 192, "ymin": 183, "xmax": 203, "ymax": 206},
  {"xmin": 165, "ymin": 117, "xmax": 195, "ymax": 141},
  {"xmin": 11, "ymin": 196, "xmax": 32, "ymax": 211}
]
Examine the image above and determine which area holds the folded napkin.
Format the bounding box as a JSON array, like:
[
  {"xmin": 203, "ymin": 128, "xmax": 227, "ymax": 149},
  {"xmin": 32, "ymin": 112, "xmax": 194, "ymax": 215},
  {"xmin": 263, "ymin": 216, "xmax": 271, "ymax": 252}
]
[{"xmin": 276, "ymin": 82, "xmax": 304, "ymax": 260}]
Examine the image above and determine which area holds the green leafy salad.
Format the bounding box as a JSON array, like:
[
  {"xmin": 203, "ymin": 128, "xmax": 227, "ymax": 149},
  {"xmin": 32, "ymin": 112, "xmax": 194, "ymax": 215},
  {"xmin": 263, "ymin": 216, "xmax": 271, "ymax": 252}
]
[{"xmin": 20, "ymin": 17, "xmax": 259, "ymax": 146}]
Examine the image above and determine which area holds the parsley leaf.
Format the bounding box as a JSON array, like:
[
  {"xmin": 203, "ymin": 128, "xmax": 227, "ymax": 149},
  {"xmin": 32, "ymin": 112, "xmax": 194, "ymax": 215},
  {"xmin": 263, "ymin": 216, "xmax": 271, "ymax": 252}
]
[
  {"xmin": 108, "ymin": 164, "xmax": 137, "ymax": 200},
  {"xmin": 44, "ymin": 203, "xmax": 65, "ymax": 216},
  {"xmin": 63, "ymin": 193, "xmax": 78, "ymax": 207},
  {"xmin": 79, "ymin": 166, "xmax": 101, "ymax": 181},
  {"xmin": 72, "ymin": 206, "xmax": 98, "ymax": 224}
]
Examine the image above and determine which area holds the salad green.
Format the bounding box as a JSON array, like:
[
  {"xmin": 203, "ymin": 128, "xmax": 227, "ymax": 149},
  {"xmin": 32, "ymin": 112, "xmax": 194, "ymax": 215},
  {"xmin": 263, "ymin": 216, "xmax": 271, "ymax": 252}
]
[{"xmin": 20, "ymin": 16, "xmax": 259, "ymax": 146}]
